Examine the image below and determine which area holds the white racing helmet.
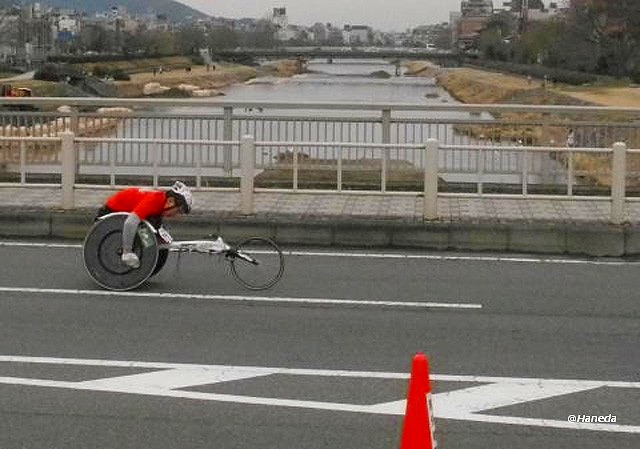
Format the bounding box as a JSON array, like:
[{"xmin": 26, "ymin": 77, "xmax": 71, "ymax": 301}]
[{"xmin": 168, "ymin": 181, "xmax": 193, "ymax": 213}]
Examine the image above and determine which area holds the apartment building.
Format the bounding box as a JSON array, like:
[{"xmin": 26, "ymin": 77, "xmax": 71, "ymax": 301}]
[
  {"xmin": 343, "ymin": 25, "xmax": 371, "ymax": 45},
  {"xmin": 453, "ymin": 0, "xmax": 493, "ymax": 49}
]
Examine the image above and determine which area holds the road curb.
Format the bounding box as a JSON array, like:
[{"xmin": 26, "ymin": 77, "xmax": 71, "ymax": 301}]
[{"xmin": 0, "ymin": 209, "xmax": 638, "ymax": 257}]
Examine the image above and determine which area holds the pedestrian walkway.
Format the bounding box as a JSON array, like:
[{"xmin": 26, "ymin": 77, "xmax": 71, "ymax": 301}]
[
  {"xmin": 1, "ymin": 186, "xmax": 639, "ymax": 257},
  {"xmin": 2, "ymin": 186, "xmax": 639, "ymax": 224}
]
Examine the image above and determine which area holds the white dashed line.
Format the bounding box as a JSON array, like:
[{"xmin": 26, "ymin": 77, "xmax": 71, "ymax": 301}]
[
  {"xmin": 0, "ymin": 240, "xmax": 636, "ymax": 266},
  {"xmin": 0, "ymin": 287, "xmax": 482, "ymax": 310}
]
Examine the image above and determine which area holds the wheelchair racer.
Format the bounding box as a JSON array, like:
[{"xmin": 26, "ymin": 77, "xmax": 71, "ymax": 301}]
[{"xmin": 95, "ymin": 181, "xmax": 193, "ymax": 268}]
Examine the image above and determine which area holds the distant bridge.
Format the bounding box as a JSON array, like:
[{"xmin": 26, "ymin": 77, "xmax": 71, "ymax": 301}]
[{"xmin": 211, "ymin": 47, "xmax": 462, "ymax": 63}]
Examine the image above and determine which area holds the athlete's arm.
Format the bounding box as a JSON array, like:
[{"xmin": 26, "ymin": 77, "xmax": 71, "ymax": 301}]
[
  {"xmin": 121, "ymin": 213, "xmax": 141, "ymax": 253},
  {"xmin": 122, "ymin": 193, "xmax": 165, "ymax": 253}
]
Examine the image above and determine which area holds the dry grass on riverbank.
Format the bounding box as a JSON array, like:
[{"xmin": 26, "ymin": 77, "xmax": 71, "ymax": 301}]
[
  {"xmin": 435, "ymin": 68, "xmax": 585, "ymax": 146},
  {"xmin": 438, "ymin": 68, "xmax": 640, "ymax": 109},
  {"xmin": 404, "ymin": 61, "xmax": 442, "ymax": 78},
  {"xmin": 254, "ymin": 152, "xmax": 445, "ymax": 191},
  {"xmin": 263, "ymin": 60, "xmax": 303, "ymax": 77},
  {"xmin": 414, "ymin": 64, "xmax": 640, "ymax": 187},
  {"xmin": 112, "ymin": 59, "xmax": 301, "ymax": 97},
  {"xmin": 114, "ymin": 64, "xmax": 258, "ymax": 97},
  {"xmin": 74, "ymin": 56, "xmax": 194, "ymax": 75},
  {"xmin": 437, "ymin": 67, "xmax": 542, "ymax": 103},
  {"xmin": 558, "ymin": 87, "xmax": 640, "ymax": 108}
]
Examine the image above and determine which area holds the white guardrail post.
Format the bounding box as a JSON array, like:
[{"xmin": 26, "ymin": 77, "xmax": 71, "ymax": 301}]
[
  {"xmin": 223, "ymin": 106, "xmax": 233, "ymax": 176},
  {"xmin": 240, "ymin": 135, "xmax": 255, "ymax": 215},
  {"xmin": 60, "ymin": 130, "xmax": 76, "ymax": 209},
  {"xmin": 423, "ymin": 138, "xmax": 439, "ymax": 220},
  {"xmin": 610, "ymin": 141, "xmax": 627, "ymax": 224},
  {"xmin": 381, "ymin": 108, "xmax": 391, "ymax": 193}
]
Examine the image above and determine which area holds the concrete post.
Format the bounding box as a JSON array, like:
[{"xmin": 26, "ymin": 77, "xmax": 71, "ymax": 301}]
[
  {"xmin": 381, "ymin": 109, "xmax": 391, "ymax": 144},
  {"xmin": 292, "ymin": 146, "xmax": 298, "ymax": 191},
  {"xmin": 60, "ymin": 131, "xmax": 76, "ymax": 210},
  {"xmin": 223, "ymin": 106, "xmax": 233, "ymax": 175},
  {"xmin": 19, "ymin": 140, "xmax": 26, "ymax": 184},
  {"xmin": 70, "ymin": 107, "xmax": 80, "ymax": 177},
  {"xmin": 69, "ymin": 106, "xmax": 79, "ymax": 134},
  {"xmin": 423, "ymin": 138, "xmax": 439, "ymax": 220},
  {"xmin": 611, "ymin": 141, "xmax": 627, "ymax": 224},
  {"xmin": 240, "ymin": 135, "xmax": 255, "ymax": 215}
]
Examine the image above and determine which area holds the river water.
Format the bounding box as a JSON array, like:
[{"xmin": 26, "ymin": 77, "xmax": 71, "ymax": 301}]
[
  {"xmin": 220, "ymin": 59, "xmax": 453, "ymax": 107},
  {"xmin": 86, "ymin": 59, "xmax": 565, "ymax": 186}
]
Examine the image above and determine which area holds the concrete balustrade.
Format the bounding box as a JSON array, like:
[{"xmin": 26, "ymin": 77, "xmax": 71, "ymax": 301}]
[
  {"xmin": 611, "ymin": 142, "xmax": 627, "ymax": 225},
  {"xmin": 0, "ymin": 97, "xmax": 632, "ymax": 225},
  {"xmin": 20, "ymin": 131, "xmax": 630, "ymax": 224},
  {"xmin": 240, "ymin": 135, "xmax": 255, "ymax": 215}
]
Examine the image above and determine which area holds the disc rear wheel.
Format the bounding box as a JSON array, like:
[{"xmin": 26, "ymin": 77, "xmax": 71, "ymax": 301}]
[
  {"xmin": 228, "ymin": 238, "xmax": 284, "ymax": 290},
  {"xmin": 82, "ymin": 214, "xmax": 159, "ymax": 291}
]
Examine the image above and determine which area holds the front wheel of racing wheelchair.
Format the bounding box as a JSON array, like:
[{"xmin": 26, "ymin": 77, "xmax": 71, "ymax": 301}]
[{"xmin": 83, "ymin": 213, "xmax": 162, "ymax": 291}]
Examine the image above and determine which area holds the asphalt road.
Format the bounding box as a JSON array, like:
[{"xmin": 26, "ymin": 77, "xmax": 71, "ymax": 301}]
[{"xmin": 0, "ymin": 240, "xmax": 638, "ymax": 449}]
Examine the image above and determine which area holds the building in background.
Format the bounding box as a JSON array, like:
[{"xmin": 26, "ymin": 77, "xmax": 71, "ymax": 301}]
[
  {"xmin": 342, "ymin": 25, "xmax": 371, "ymax": 45},
  {"xmin": 0, "ymin": 9, "xmax": 19, "ymax": 64},
  {"xmin": 17, "ymin": 3, "xmax": 56, "ymax": 66},
  {"xmin": 453, "ymin": 0, "xmax": 494, "ymax": 50},
  {"xmin": 270, "ymin": 6, "xmax": 294, "ymax": 40},
  {"xmin": 461, "ymin": 0, "xmax": 494, "ymax": 16},
  {"xmin": 310, "ymin": 22, "xmax": 327, "ymax": 43},
  {"xmin": 411, "ymin": 22, "xmax": 452, "ymax": 49}
]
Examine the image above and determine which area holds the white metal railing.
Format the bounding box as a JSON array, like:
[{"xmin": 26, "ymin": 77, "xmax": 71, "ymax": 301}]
[
  {"xmin": 75, "ymin": 137, "xmax": 240, "ymax": 188},
  {"xmin": 440, "ymin": 143, "xmax": 613, "ymax": 196},
  {"xmin": 1, "ymin": 99, "xmax": 639, "ymax": 190},
  {"xmin": 0, "ymin": 132, "xmax": 634, "ymax": 224}
]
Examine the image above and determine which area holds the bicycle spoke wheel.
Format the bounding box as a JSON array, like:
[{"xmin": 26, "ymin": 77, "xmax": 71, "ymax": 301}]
[{"xmin": 229, "ymin": 238, "xmax": 285, "ymax": 290}]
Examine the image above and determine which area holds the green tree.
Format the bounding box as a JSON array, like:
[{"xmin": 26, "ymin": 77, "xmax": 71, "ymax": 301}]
[
  {"xmin": 241, "ymin": 20, "xmax": 277, "ymax": 48},
  {"xmin": 479, "ymin": 29, "xmax": 510, "ymax": 61},
  {"xmin": 208, "ymin": 27, "xmax": 239, "ymax": 50},
  {"xmin": 176, "ymin": 25, "xmax": 207, "ymax": 55},
  {"xmin": 562, "ymin": 0, "xmax": 640, "ymax": 76},
  {"xmin": 139, "ymin": 30, "xmax": 177, "ymax": 56},
  {"xmin": 513, "ymin": 20, "xmax": 563, "ymax": 65},
  {"xmin": 78, "ymin": 24, "xmax": 116, "ymax": 53},
  {"xmin": 478, "ymin": 11, "xmax": 516, "ymax": 61},
  {"xmin": 594, "ymin": 0, "xmax": 640, "ymax": 76}
]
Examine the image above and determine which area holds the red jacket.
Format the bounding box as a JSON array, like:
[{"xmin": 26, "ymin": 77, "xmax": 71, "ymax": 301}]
[{"xmin": 105, "ymin": 188, "xmax": 167, "ymax": 220}]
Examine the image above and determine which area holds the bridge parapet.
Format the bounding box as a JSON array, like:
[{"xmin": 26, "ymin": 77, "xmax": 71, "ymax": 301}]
[
  {"xmin": 0, "ymin": 97, "xmax": 638, "ymax": 224},
  {"xmin": 210, "ymin": 47, "xmax": 460, "ymax": 62}
]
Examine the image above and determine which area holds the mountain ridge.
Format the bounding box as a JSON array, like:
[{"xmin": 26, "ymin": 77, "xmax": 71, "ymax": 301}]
[{"xmin": 0, "ymin": 0, "xmax": 208, "ymax": 22}]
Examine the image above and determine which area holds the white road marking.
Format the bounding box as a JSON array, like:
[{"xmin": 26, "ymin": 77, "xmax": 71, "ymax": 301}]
[
  {"xmin": 285, "ymin": 251, "xmax": 638, "ymax": 266},
  {"xmin": 432, "ymin": 381, "xmax": 599, "ymax": 415},
  {"xmin": 0, "ymin": 355, "xmax": 638, "ymax": 433},
  {"xmin": 0, "ymin": 241, "xmax": 81, "ymax": 249},
  {"xmin": 0, "ymin": 240, "xmax": 636, "ymax": 266},
  {"xmin": 0, "ymin": 286, "xmax": 482, "ymax": 310},
  {"xmin": 80, "ymin": 367, "xmax": 273, "ymax": 391}
]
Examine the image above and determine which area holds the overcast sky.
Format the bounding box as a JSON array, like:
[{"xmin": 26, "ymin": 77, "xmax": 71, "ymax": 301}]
[{"xmin": 180, "ymin": 0, "xmax": 470, "ymax": 32}]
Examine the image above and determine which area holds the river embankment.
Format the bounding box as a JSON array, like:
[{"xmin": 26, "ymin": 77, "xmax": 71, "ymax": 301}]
[
  {"xmin": 406, "ymin": 61, "xmax": 640, "ymax": 187},
  {"xmin": 0, "ymin": 58, "xmax": 302, "ymax": 143},
  {"xmin": 0, "ymin": 57, "xmax": 301, "ymax": 99},
  {"xmin": 405, "ymin": 62, "xmax": 587, "ymax": 105},
  {"xmin": 114, "ymin": 59, "xmax": 301, "ymax": 98}
]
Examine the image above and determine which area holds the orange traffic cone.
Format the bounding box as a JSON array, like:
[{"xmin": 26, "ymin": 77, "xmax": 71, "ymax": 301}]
[{"xmin": 399, "ymin": 353, "xmax": 437, "ymax": 449}]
